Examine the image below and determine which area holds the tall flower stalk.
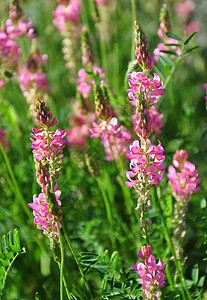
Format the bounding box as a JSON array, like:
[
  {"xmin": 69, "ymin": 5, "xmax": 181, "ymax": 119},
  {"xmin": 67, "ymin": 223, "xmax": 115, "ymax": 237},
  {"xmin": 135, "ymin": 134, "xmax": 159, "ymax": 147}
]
[
  {"xmin": 126, "ymin": 22, "xmax": 166, "ymax": 241},
  {"xmin": 28, "ymin": 98, "xmax": 68, "ymax": 299}
]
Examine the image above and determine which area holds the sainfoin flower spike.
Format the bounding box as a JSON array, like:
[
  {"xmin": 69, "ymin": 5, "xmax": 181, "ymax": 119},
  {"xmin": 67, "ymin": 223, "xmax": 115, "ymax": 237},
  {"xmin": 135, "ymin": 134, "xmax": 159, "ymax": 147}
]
[
  {"xmin": 125, "ymin": 21, "xmax": 166, "ymax": 238},
  {"xmin": 132, "ymin": 245, "xmax": 166, "ymax": 299},
  {"xmin": 168, "ymin": 149, "xmax": 200, "ymax": 261},
  {"xmin": 28, "ymin": 99, "xmax": 67, "ymax": 242}
]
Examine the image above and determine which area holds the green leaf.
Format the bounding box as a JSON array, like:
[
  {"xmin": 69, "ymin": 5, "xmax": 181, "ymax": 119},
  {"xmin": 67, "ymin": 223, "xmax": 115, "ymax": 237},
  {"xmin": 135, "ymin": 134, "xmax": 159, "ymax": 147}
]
[
  {"xmin": 35, "ymin": 292, "xmax": 40, "ymax": 300},
  {"xmin": 14, "ymin": 229, "xmax": 21, "ymax": 250},
  {"xmin": 192, "ymin": 264, "xmax": 199, "ymax": 284},
  {"xmin": 102, "ymin": 274, "xmax": 109, "ymax": 293},
  {"xmin": 110, "ymin": 251, "xmax": 118, "ymax": 272},
  {"xmin": 104, "ymin": 250, "xmax": 109, "ymax": 264},
  {"xmin": 184, "ymin": 31, "xmax": 198, "ymax": 45},
  {"xmin": 164, "ymin": 43, "xmax": 182, "ymax": 47},
  {"xmin": 165, "ymin": 32, "xmax": 183, "ymax": 42},
  {"xmin": 0, "ymin": 260, "xmax": 9, "ymax": 267},
  {"xmin": 0, "ymin": 268, "xmax": 5, "ymax": 276},
  {"xmin": 198, "ymin": 276, "xmax": 205, "ymax": 287},
  {"xmin": 159, "ymin": 50, "xmax": 178, "ymax": 56},
  {"xmin": 183, "ymin": 46, "xmax": 200, "ymax": 56}
]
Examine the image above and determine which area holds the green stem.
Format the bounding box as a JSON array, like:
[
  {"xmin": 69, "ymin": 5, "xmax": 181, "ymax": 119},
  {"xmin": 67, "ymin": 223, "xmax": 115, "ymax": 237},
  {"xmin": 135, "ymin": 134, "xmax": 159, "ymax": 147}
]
[
  {"xmin": 153, "ymin": 187, "xmax": 191, "ymax": 300},
  {"xmin": 165, "ymin": 262, "xmax": 175, "ymax": 292},
  {"xmin": 1, "ymin": 252, "xmax": 19, "ymax": 296},
  {"xmin": 131, "ymin": 0, "xmax": 137, "ymax": 61},
  {"xmin": 62, "ymin": 273, "xmax": 72, "ymax": 300},
  {"xmin": 57, "ymin": 222, "xmax": 64, "ymax": 300},
  {"xmin": 62, "ymin": 222, "xmax": 93, "ymax": 299},
  {"xmin": 96, "ymin": 177, "xmax": 116, "ymax": 248},
  {"xmin": 0, "ymin": 141, "xmax": 31, "ymax": 217}
]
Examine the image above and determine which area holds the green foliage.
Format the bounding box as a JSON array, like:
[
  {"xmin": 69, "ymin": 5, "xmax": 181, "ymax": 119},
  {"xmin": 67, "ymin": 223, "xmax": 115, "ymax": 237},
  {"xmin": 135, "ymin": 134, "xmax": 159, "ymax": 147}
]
[{"xmin": 0, "ymin": 229, "xmax": 25, "ymax": 297}]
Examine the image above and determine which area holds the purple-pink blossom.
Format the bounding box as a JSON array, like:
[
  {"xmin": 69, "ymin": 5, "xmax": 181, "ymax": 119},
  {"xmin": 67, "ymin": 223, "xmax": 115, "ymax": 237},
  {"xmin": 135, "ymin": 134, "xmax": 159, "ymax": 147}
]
[
  {"xmin": 28, "ymin": 185, "xmax": 62, "ymax": 240},
  {"xmin": 127, "ymin": 72, "xmax": 165, "ymax": 107},
  {"xmin": 90, "ymin": 117, "xmax": 132, "ymax": 161},
  {"xmin": 132, "ymin": 245, "xmax": 166, "ymax": 299},
  {"xmin": 168, "ymin": 150, "xmax": 200, "ymax": 200},
  {"xmin": 126, "ymin": 139, "xmax": 166, "ymax": 188},
  {"xmin": 77, "ymin": 66, "xmax": 106, "ymax": 99}
]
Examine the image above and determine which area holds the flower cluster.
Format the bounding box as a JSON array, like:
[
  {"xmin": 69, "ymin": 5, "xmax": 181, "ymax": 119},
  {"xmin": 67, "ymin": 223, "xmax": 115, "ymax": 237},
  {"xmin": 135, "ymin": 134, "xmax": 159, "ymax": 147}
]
[
  {"xmin": 126, "ymin": 22, "xmax": 166, "ymax": 239},
  {"xmin": 127, "ymin": 72, "xmax": 165, "ymax": 107},
  {"xmin": 28, "ymin": 99, "xmax": 67, "ymax": 241},
  {"xmin": 53, "ymin": 0, "xmax": 81, "ymax": 32},
  {"xmin": 126, "ymin": 139, "xmax": 165, "ymax": 189},
  {"xmin": 168, "ymin": 150, "xmax": 200, "ymax": 261},
  {"xmin": 53, "ymin": 0, "xmax": 81, "ymax": 71},
  {"xmin": 168, "ymin": 149, "xmax": 200, "ymax": 200},
  {"xmin": 66, "ymin": 109, "xmax": 96, "ymax": 151},
  {"xmin": 90, "ymin": 117, "xmax": 131, "ymax": 161},
  {"xmin": 77, "ymin": 66, "xmax": 106, "ymax": 99},
  {"xmin": 132, "ymin": 245, "xmax": 166, "ymax": 299},
  {"xmin": 28, "ymin": 187, "xmax": 62, "ymax": 240}
]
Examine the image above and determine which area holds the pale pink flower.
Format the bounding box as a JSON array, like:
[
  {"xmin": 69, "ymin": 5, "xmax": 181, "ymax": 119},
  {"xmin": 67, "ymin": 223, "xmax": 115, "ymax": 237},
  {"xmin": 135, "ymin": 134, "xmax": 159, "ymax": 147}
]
[
  {"xmin": 53, "ymin": 0, "xmax": 81, "ymax": 32},
  {"xmin": 175, "ymin": 0, "xmax": 195, "ymax": 19},
  {"xmin": 168, "ymin": 150, "xmax": 200, "ymax": 199},
  {"xmin": 66, "ymin": 111, "xmax": 96, "ymax": 150},
  {"xmin": 185, "ymin": 21, "xmax": 200, "ymax": 37}
]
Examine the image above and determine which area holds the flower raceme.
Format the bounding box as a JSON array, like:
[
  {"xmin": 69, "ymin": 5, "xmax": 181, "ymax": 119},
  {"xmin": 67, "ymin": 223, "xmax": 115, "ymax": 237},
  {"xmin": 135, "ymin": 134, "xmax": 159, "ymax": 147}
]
[
  {"xmin": 132, "ymin": 245, "xmax": 166, "ymax": 299},
  {"xmin": 126, "ymin": 139, "xmax": 166, "ymax": 188},
  {"xmin": 168, "ymin": 149, "xmax": 200, "ymax": 200},
  {"xmin": 127, "ymin": 72, "xmax": 165, "ymax": 107},
  {"xmin": 90, "ymin": 117, "xmax": 131, "ymax": 161},
  {"xmin": 29, "ymin": 99, "xmax": 67, "ymax": 241}
]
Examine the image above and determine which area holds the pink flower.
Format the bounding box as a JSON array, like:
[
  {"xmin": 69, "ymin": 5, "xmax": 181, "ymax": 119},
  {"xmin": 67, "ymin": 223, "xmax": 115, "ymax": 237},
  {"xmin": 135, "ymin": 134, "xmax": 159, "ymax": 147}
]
[
  {"xmin": 77, "ymin": 66, "xmax": 106, "ymax": 99},
  {"xmin": 90, "ymin": 117, "xmax": 132, "ymax": 161},
  {"xmin": 132, "ymin": 246, "xmax": 166, "ymax": 297},
  {"xmin": 28, "ymin": 188, "xmax": 62, "ymax": 240},
  {"xmin": 53, "ymin": 0, "xmax": 81, "ymax": 32},
  {"xmin": 127, "ymin": 72, "xmax": 165, "ymax": 106},
  {"xmin": 126, "ymin": 139, "xmax": 166, "ymax": 188},
  {"xmin": 175, "ymin": 0, "xmax": 195, "ymax": 19},
  {"xmin": 168, "ymin": 150, "xmax": 200, "ymax": 199}
]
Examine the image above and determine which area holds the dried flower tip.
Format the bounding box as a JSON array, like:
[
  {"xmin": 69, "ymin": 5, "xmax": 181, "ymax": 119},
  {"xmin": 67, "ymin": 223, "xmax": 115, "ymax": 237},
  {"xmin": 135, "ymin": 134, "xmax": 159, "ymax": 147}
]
[
  {"xmin": 134, "ymin": 21, "xmax": 154, "ymax": 74},
  {"xmin": 94, "ymin": 82, "xmax": 113, "ymax": 121},
  {"xmin": 159, "ymin": 4, "xmax": 172, "ymax": 36},
  {"xmin": 81, "ymin": 26, "xmax": 95, "ymax": 67},
  {"xmin": 85, "ymin": 154, "xmax": 100, "ymax": 177},
  {"xmin": 9, "ymin": 0, "xmax": 23, "ymax": 22},
  {"xmin": 35, "ymin": 98, "xmax": 57, "ymax": 128}
]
